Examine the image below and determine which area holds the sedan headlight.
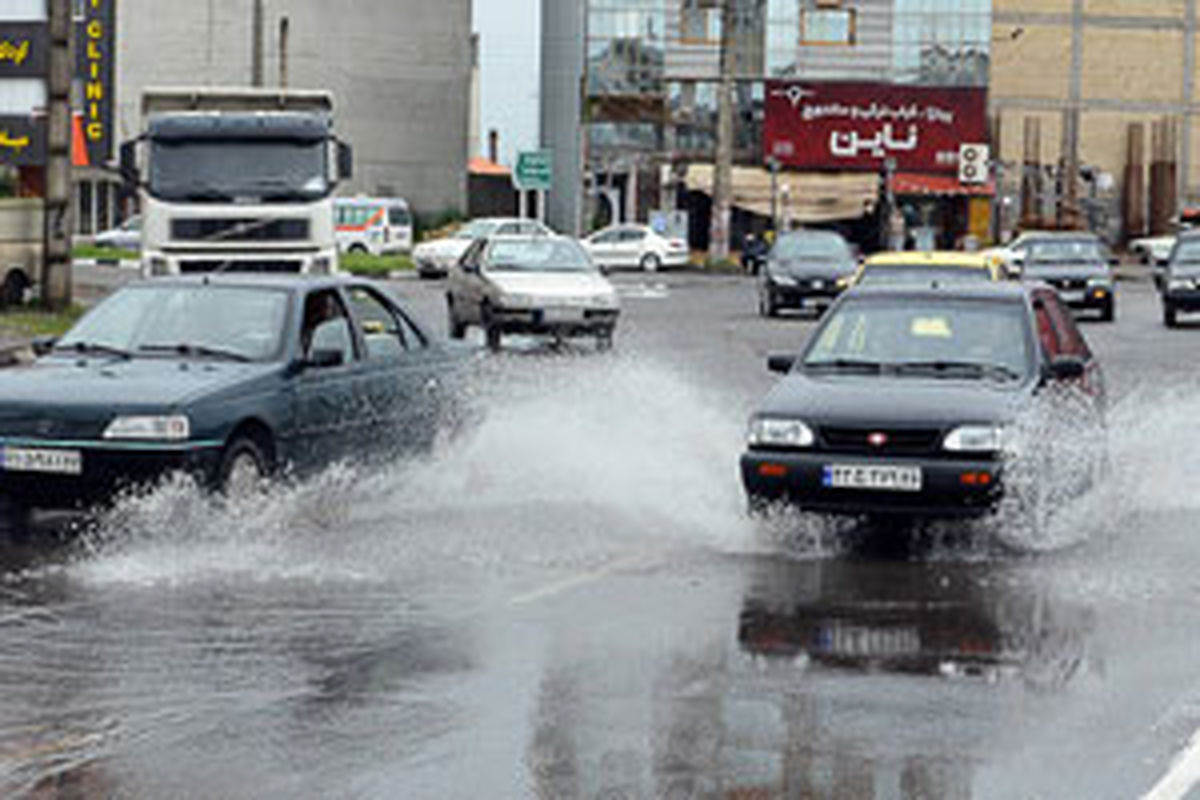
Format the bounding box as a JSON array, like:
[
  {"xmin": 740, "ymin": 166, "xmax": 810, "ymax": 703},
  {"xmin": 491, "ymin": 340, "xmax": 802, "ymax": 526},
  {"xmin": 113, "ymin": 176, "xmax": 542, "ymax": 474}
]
[
  {"xmin": 104, "ymin": 415, "xmax": 191, "ymax": 441},
  {"xmin": 748, "ymin": 417, "xmax": 815, "ymax": 449},
  {"xmin": 943, "ymin": 425, "xmax": 1006, "ymax": 453},
  {"xmin": 1169, "ymin": 277, "xmax": 1197, "ymax": 291},
  {"xmin": 497, "ymin": 292, "xmax": 539, "ymax": 310},
  {"xmin": 768, "ymin": 273, "xmax": 798, "ymax": 287}
]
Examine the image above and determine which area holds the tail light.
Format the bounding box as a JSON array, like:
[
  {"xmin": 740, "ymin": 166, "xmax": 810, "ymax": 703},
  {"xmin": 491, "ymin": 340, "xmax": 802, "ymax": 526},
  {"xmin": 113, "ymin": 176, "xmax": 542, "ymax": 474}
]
[{"xmin": 669, "ymin": 239, "xmax": 686, "ymax": 250}]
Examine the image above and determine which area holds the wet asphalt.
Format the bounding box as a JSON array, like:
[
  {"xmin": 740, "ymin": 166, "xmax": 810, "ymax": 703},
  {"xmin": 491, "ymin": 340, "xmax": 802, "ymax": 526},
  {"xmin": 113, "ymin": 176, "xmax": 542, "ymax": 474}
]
[{"xmin": 1, "ymin": 269, "xmax": 1199, "ymax": 798}]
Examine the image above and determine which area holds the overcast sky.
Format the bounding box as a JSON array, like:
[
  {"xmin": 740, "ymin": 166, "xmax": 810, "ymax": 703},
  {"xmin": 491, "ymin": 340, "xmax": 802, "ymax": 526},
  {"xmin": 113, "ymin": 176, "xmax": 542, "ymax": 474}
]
[{"xmin": 473, "ymin": 0, "xmax": 541, "ymax": 166}]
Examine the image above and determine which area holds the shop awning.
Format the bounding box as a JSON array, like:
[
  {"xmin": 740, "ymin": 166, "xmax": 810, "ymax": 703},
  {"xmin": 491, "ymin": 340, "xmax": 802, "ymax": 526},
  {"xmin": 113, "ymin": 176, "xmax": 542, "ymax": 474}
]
[
  {"xmin": 678, "ymin": 165, "xmax": 880, "ymax": 223},
  {"xmin": 892, "ymin": 172, "xmax": 994, "ymax": 197}
]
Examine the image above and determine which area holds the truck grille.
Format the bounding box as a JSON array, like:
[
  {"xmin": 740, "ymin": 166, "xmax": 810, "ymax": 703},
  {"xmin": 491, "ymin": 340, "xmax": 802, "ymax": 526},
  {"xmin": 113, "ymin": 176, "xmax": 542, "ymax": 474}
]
[
  {"xmin": 171, "ymin": 218, "xmax": 310, "ymax": 242},
  {"xmin": 179, "ymin": 260, "xmax": 303, "ymax": 274}
]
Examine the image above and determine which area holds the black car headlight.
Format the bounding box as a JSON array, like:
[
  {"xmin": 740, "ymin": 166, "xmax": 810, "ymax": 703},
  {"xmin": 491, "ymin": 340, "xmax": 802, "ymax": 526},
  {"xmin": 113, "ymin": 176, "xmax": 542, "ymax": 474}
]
[
  {"xmin": 748, "ymin": 417, "xmax": 815, "ymax": 448},
  {"xmin": 103, "ymin": 415, "xmax": 191, "ymax": 441}
]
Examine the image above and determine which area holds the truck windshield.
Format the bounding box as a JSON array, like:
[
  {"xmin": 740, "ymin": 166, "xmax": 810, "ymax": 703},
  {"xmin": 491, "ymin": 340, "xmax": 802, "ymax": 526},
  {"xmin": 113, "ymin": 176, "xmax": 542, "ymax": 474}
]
[{"xmin": 149, "ymin": 138, "xmax": 329, "ymax": 203}]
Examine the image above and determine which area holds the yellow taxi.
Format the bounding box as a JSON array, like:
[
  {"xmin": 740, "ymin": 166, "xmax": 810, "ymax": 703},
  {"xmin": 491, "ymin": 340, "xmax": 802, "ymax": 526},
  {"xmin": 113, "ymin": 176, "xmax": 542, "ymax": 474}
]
[{"xmin": 842, "ymin": 251, "xmax": 1008, "ymax": 289}]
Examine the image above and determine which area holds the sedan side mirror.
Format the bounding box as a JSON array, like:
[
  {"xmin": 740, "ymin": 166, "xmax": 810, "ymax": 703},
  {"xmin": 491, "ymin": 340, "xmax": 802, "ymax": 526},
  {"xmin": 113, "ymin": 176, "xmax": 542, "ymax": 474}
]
[
  {"xmin": 305, "ymin": 348, "xmax": 345, "ymax": 370},
  {"xmin": 31, "ymin": 336, "xmax": 57, "ymax": 357},
  {"xmin": 767, "ymin": 354, "xmax": 798, "ymax": 374},
  {"xmin": 1044, "ymin": 355, "xmax": 1086, "ymax": 382}
]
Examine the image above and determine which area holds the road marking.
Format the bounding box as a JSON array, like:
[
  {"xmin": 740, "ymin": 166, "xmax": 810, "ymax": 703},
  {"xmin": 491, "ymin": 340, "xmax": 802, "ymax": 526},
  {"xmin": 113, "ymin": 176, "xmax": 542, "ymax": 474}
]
[
  {"xmin": 1143, "ymin": 728, "xmax": 1200, "ymax": 800},
  {"xmin": 616, "ymin": 282, "xmax": 669, "ymax": 300},
  {"xmin": 508, "ymin": 553, "xmax": 663, "ymax": 608}
]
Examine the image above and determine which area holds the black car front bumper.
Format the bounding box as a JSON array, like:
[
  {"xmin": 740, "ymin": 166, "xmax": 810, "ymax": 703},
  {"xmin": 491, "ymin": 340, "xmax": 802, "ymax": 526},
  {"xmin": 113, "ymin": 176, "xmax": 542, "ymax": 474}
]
[
  {"xmin": 765, "ymin": 278, "xmax": 842, "ymax": 309},
  {"xmin": 0, "ymin": 440, "xmax": 223, "ymax": 510},
  {"xmin": 1164, "ymin": 288, "xmax": 1200, "ymax": 312},
  {"xmin": 741, "ymin": 449, "xmax": 1002, "ymax": 518}
]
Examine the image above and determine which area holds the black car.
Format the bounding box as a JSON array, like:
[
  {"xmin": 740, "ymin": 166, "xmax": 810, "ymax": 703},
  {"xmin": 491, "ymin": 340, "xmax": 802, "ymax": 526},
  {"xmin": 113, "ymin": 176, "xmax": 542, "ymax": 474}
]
[
  {"xmin": 1160, "ymin": 231, "xmax": 1200, "ymax": 327},
  {"xmin": 740, "ymin": 283, "xmax": 1105, "ymax": 523},
  {"xmin": 758, "ymin": 230, "xmax": 857, "ymax": 318},
  {"xmin": 0, "ymin": 275, "xmax": 461, "ymax": 538},
  {"xmin": 1017, "ymin": 233, "xmax": 1116, "ymax": 321}
]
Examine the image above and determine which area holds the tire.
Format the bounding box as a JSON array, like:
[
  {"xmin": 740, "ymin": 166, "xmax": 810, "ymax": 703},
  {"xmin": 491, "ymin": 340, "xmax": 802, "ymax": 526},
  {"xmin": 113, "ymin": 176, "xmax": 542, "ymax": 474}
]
[
  {"xmin": 640, "ymin": 253, "xmax": 662, "ymax": 273},
  {"xmin": 1164, "ymin": 302, "xmax": 1178, "ymax": 328},
  {"xmin": 1100, "ymin": 300, "xmax": 1115, "ymax": 323},
  {"xmin": 596, "ymin": 327, "xmax": 615, "ymax": 352},
  {"xmin": 218, "ymin": 435, "xmax": 270, "ymax": 499},
  {"xmin": 348, "ymin": 244, "xmax": 369, "ymax": 255},
  {"xmin": 0, "ymin": 271, "xmax": 25, "ymax": 309},
  {"xmin": 0, "ymin": 494, "xmax": 31, "ymax": 545},
  {"xmin": 482, "ymin": 303, "xmax": 502, "ymax": 352},
  {"xmin": 758, "ymin": 286, "xmax": 777, "ymax": 318},
  {"xmin": 447, "ymin": 297, "xmax": 466, "ymax": 340}
]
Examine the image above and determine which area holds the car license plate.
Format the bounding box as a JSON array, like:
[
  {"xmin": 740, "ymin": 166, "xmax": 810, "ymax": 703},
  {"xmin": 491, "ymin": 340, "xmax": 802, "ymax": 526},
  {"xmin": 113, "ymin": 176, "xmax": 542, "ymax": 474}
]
[
  {"xmin": 823, "ymin": 464, "xmax": 922, "ymax": 493},
  {"xmin": 1059, "ymin": 290, "xmax": 1085, "ymax": 303},
  {"xmin": 816, "ymin": 624, "xmax": 921, "ymax": 658},
  {"xmin": 544, "ymin": 308, "xmax": 583, "ymax": 323},
  {"xmin": 1, "ymin": 446, "xmax": 82, "ymax": 476}
]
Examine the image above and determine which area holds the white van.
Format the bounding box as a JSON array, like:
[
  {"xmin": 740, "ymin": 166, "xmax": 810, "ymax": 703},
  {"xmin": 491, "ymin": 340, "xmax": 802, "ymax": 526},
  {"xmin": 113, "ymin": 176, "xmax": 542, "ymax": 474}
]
[{"xmin": 335, "ymin": 197, "xmax": 414, "ymax": 256}]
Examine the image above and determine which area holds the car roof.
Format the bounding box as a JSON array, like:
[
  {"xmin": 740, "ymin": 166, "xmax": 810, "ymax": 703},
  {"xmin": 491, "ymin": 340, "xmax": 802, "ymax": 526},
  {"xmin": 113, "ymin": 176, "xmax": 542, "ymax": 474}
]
[
  {"xmin": 863, "ymin": 251, "xmax": 993, "ymax": 269},
  {"xmin": 846, "ymin": 282, "xmax": 1032, "ymax": 303},
  {"xmin": 1017, "ymin": 230, "xmax": 1100, "ymax": 242},
  {"xmin": 1175, "ymin": 229, "xmax": 1200, "ymax": 242},
  {"xmin": 483, "ymin": 233, "xmax": 572, "ymax": 243}
]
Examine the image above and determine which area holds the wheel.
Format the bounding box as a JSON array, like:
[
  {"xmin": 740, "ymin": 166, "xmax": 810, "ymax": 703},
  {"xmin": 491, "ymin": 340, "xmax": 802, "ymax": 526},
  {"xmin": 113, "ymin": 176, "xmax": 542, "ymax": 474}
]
[
  {"xmin": 348, "ymin": 244, "xmax": 369, "ymax": 255},
  {"xmin": 218, "ymin": 436, "xmax": 270, "ymax": 499},
  {"xmin": 0, "ymin": 495, "xmax": 31, "ymax": 545},
  {"xmin": 1164, "ymin": 302, "xmax": 1178, "ymax": 328},
  {"xmin": 758, "ymin": 286, "xmax": 777, "ymax": 318},
  {"xmin": 447, "ymin": 297, "xmax": 466, "ymax": 340},
  {"xmin": 1100, "ymin": 300, "xmax": 1115, "ymax": 323},
  {"xmin": 0, "ymin": 271, "xmax": 26, "ymax": 308},
  {"xmin": 481, "ymin": 304, "xmax": 502, "ymax": 352},
  {"xmin": 596, "ymin": 327, "xmax": 614, "ymax": 351},
  {"xmin": 640, "ymin": 253, "xmax": 662, "ymax": 272}
]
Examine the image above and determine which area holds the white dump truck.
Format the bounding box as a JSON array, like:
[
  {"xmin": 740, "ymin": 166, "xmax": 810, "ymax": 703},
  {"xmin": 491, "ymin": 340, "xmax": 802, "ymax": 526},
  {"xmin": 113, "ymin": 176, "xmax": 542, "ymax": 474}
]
[{"xmin": 120, "ymin": 88, "xmax": 353, "ymax": 276}]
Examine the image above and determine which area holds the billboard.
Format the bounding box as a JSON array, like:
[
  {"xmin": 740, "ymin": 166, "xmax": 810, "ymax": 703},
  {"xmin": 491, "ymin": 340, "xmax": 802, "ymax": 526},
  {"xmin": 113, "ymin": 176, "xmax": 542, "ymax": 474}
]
[
  {"xmin": 764, "ymin": 81, "xmax": 988, "ymax": 174},
  {"xmin": 75, "ymin": 0, "xmax": 115, "ymax": 167}
]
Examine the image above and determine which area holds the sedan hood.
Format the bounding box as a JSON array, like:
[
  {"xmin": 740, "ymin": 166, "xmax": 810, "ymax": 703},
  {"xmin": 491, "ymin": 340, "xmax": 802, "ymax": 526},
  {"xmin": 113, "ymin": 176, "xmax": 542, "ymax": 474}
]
[
  {"xmin": 416, "ymin": 238, "xmax": 472, "ymax": 259},
  {"xmin": 486, "ymin": 270, "xmax": 616, "ymax": 300},
  {"xmin": 758, "ymin": 372, "xmax": 1028, "ymax": 427},
  {"xmin": 0, "ymin": 356, "xmax": 279, "ymax": 412}
]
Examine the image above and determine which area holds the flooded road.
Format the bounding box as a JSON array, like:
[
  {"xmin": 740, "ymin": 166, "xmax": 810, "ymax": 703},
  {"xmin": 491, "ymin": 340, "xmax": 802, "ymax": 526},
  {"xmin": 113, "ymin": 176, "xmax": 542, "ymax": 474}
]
[{"xmin": 2, "ymin": 276, "xmax": 1199, "ymax": 798}]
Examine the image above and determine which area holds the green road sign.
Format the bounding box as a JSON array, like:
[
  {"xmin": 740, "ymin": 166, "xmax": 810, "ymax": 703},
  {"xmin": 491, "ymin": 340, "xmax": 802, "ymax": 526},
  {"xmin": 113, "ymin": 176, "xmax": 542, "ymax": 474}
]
[{"xmin": 514, "ymin": 150, "xmax": 553, "ymax": 191}]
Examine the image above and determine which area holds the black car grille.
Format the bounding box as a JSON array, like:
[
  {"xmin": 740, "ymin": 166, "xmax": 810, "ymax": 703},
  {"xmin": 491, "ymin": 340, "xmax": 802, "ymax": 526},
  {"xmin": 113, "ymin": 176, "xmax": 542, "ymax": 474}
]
[
  {"xmin": 179, "ymin": 260, "xmax": 303, "ymax": 274},
  {"xmin": 819, "ymin": 426, "xmax": 944, "ymax": 455},
  {"xmin": 1047, "ymin": 278, "xmax": 1088, "ymax": 291},
  {"xmin": 172, "ymin": 218, "xmax": 310, "ymax": 242},
  {"xmin": 0, "ymin": 414, "xmax": 105, "ymax": 440}
]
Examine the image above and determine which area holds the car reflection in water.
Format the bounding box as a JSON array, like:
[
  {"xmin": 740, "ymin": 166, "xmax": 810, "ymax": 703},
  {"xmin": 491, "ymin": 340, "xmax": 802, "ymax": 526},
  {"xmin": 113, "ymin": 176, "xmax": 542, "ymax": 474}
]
[{"xmin": 738, "ymin": 559, "xmax": 1095, "ymax": 689}]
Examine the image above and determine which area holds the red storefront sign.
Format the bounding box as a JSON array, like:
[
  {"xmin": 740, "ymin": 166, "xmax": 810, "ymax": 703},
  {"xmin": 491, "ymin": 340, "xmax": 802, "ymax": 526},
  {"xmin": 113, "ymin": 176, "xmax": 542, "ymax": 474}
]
[{"xmin": 764, "ymin": 81, "xmax": 988, "ymax": 174}]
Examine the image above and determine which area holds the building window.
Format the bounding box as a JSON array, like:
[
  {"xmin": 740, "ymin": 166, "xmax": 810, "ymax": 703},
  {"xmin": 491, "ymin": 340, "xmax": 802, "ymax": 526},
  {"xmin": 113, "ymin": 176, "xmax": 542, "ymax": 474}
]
[
  {"xmin": 680, "ymin": 0, "xmax": 720, "ymax": 45},
  {"xmin": 801, "ymin": 8, "xmax": 856, "ymax": 46}
]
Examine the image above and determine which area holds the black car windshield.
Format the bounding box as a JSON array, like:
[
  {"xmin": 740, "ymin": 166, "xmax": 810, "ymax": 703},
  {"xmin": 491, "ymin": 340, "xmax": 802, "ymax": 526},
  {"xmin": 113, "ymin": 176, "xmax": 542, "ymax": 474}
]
[
  {"xmin": 1025, "ymin": 239, "xmax": 1106, "ymax": 270},
  {"xmin": 858, "ymin": 265, "xmax": 993, "ymax": 286},
  {"xmin": 773, "ymin": 232, "xmax": 852, "ymax": 262},
  {"xmin": 453, "ymin": 220, "xmax": 502, "ymax": 240},
  {"xmin": 804, "ymin": 297, "xmax": 1033, "ymax": 381},
  {"xmin": 149, "ymin": 138, "xmax": 329, "ymax": 203},
  {"xmin": 59, "ymin": 286, "xmax": 290, "ymax": 361},
  {"xmin": 1171, "ymin": 239, "xmax": 1200, "ymax": 271},
  {"xmin": 484, "ymin": 239, "xmax": 594, "ymax": 272}
]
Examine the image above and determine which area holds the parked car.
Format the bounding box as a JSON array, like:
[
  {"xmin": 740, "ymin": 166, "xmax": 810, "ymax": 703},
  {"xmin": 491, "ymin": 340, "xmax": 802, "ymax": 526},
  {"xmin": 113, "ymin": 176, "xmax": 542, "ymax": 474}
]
[
  {"xmin": 413, "ymin": 217, "xmax": 552, "ymax": 279},
  {"xmin": 1015, "ymin": 233, "xmax": 1117, "ymax": 321},
  {"xmin": 0, "ymin": 275, "xmax": 462, "ymax": 540},
  {"xmin": 849, "ymin": 252, "xmax": 1006, "ymax": 288},
  {"xmin": 335, "ymin": 197, "xmax": 413, "ymax": 256},
  {"xmin": 446, "ymin": 234, "xmax": 620, "ymax": 351},
  {"xmin": 582, "ymin": 224, "xmax": 689, "ymax": 272},
  {"xmin": 758, "ymin": 229, "xmax": 857, "ymax": 317},
  {"xmin": 1130, "ymin": 233, "xmax": 1175, "ymax": 270},
  {"xmin": 740, "ymin": 282, "xmax": 1106, "ymax": 532},
  {"xmin": 1160, "ymin": 230, "xmax": 1200, "ymax": 327},
  {"xmin": 93, "ymin": 215, "xmax": 142, "ymax": 252}
]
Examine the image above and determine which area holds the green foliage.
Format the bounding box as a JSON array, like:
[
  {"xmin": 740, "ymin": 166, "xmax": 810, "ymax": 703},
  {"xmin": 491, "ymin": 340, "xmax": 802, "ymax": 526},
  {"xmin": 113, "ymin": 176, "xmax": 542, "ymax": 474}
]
[
  {"xmin": 339, "ymin": 252, "xmax": 415, "ymax": 277},
  {"xmin": 73, "ymin": 245, "xmax": 139, "ymax": 262},
  {"xmin": 415, "ymin": 208, "xmax": 466, "ymax": 243},
  {"xmin": 0, "ymin": 304, "xmax": 86, "ymax": 339}
]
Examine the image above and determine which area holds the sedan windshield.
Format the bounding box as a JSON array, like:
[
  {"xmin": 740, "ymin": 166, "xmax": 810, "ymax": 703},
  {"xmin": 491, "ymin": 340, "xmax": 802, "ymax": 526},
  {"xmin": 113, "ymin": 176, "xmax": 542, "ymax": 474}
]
[
  {"xmin": 804, "ymin": 297, "xmax": 1033, "ymax": 381},
  {"xmin": 773, "ymin": 232, "xmax": 852, "ymax": 262},
  {"xmin": 453, "ymin": 220, "xmax": 502, "ymax": 240},
  {"xmin": 59, "ymin": 286, "xmax": 290, "ymax": 362},
  {"xmin": 1026, "ymin": 240, "xmax": 1105, "ymax": 269},
  {"xmin": 484, "ymin": 239, "xmax": 594, "ymax": 272},
  {"xmin": 1171, "ymin": 239, "xmax": 1200, "ymax": 271},
  {"xmin": 858, "ymin": 265, "xmax": 992, "ymax": 286},
  {"xmin": 149, "ymin": 138, "xmax": 329, "ymax": 203}
]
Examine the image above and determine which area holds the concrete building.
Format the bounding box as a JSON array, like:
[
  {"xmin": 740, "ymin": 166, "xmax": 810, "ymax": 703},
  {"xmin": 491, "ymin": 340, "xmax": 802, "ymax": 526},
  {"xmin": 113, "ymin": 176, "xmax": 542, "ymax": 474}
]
[
  {"xmin": 76, "ymin": 0, "xmax": 472, "ymax": 235},
  {"xmin": 991, "ymin": 0, "xmax": 1199, "ymax": 238}
]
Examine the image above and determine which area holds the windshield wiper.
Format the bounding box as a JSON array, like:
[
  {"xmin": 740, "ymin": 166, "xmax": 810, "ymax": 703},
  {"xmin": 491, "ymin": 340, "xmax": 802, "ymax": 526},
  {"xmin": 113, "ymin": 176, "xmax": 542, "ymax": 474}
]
[
  {"xmin": 893, "ymin": 360, "xmax": 1022, "ymax": 382},
  {"xmin": 55, "ymin": 341, "xmax": 133, "ymax": 360},
  {"xmin": 139, "ymin": 343, "xmax": 253, "ymax": 363},
  {"xmin": 804, "ymin": 358, "xmax": 886, "ymax": 374}
]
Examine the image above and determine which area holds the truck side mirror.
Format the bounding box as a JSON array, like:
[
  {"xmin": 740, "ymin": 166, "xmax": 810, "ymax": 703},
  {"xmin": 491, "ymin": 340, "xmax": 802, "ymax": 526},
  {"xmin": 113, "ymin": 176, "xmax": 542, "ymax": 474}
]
[
  {"xmin": 119, "ymin": 140, "xmax": 140, "ymax": 188},
  {"xmin": 337, "ymin": 141, "xmax": 354, "ymax": 182}
]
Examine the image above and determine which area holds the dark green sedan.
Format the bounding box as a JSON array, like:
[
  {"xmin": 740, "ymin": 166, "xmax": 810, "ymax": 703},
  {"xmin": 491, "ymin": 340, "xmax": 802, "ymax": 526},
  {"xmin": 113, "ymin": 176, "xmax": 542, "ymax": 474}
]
[{"xmin": 0, "ymin": 275, "xmax": 463, "ymax": 538}]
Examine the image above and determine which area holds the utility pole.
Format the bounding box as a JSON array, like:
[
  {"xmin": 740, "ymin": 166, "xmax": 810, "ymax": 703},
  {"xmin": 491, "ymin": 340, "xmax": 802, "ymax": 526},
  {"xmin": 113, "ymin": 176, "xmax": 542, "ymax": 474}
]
[
  {"xmin": 708, "ymin": 0, "xmax": 736, "ymax": 262},
  {"xmin": 251, "ymin": 0, "xmax": 264, "ymax": 87},
  {"xmin": 278, "ymin": 16, "xmax": 290, "ymax": 89},
  {"xmin": 43, "ymin": 0, "xmax": 73, "ymax": 309}
]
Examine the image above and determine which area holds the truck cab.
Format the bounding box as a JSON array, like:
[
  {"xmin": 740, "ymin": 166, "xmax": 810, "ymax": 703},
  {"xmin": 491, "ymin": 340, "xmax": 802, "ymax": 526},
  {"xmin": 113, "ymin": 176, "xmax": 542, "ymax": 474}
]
[{"xmin": 122, "ymin": 88, "xmax": 353, "ymax": 277}]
